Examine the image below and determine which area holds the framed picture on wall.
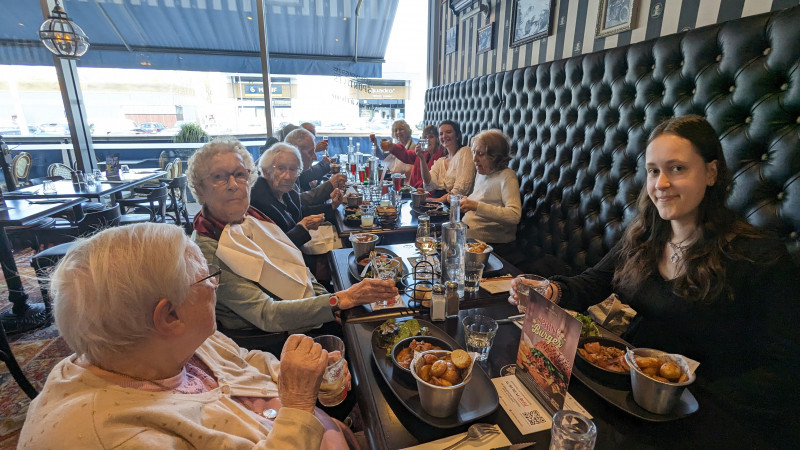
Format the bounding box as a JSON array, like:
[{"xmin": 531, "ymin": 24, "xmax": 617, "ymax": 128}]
[
  {"xmin": 596, "ymin": 0, "xmax": 638, "ymax": 38},
  {"xmin": 510, "ymin": 0, "xmax": 554, "ymax": 47},
  {"xmin": 445, "ymin": 25, "xmax": 458, "ymax": 55},
  {"xmin": 477, "ymin": 22, "xmax": 494, "ymax": 54}
]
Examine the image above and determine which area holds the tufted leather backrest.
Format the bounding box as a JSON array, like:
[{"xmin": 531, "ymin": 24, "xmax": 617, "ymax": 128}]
[{"xmin": 425, "ymin": 6, "xmax": 800, "ymax": 274}]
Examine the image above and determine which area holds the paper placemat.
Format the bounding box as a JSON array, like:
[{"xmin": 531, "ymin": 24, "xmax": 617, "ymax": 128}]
[
  {"xmin": 401, "ymin": 424, "xmax": 510, "ymax": 450},
  {"xmin": 480, "ymin": 276, "xmax": 513, "ymax": 294}
]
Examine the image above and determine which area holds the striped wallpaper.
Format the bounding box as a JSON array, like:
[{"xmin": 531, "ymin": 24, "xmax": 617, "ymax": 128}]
[{"xmin": 435, "ymin": 0, "xmax": 800, "ymax": 86}]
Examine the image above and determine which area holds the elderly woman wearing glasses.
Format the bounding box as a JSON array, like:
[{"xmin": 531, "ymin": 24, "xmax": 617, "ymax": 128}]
[
  {"xmin": 458, "ymin": 129, "xmax": 521, "ymax": 259},
  {"xmin": 20, "ymin": 223, "xmax": 357, "ymax": 448},
  {"xmin": 187, "ymin": 137, "xmax": 397, "ymax": 333},
  {"xmin": 251, "ymin": 142, "xmax": 324, "ymax": 249}
]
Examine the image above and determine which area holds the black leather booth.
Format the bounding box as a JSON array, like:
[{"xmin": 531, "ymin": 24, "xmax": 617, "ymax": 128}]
[{"xmin": 425, "ymin": 6, "xmax": 800, "ymax": 275}]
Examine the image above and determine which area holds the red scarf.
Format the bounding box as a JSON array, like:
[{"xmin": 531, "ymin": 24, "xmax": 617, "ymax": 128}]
[{"xmin": 193, "ymin": 206, "xmax": 274, "ymax": 241}]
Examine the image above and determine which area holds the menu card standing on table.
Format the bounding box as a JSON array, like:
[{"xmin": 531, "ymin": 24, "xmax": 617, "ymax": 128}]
[
  {"xmin": 106, "ymin": 154, "xmax": 121, "ymax": 181},
  {"xmin": 515, "ymin": 289, "xmax": 582, "ymax": 415}
]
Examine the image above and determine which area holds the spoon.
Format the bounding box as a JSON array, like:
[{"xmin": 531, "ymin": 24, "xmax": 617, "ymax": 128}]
[{"xmin": 442, "ymin": 423, "xmax": 499, "ymax": 450}]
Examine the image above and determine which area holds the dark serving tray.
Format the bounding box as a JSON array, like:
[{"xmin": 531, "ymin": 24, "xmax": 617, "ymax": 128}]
[
  {"xmin": 370, "ymin": 319, "xmax": 499, "ymax": 427},
  {"xmin": 571, "ymin": 332, "xmax": 699, "ymax": 422},
  {"xmin": 348, "ymin": 248, "xmax": 408, "ymax": 282}
]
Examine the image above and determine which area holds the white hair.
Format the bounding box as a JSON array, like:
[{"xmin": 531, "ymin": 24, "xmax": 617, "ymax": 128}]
[
  {"xmin": 186, "ymin": 136, "xmax": 258, "ymax": 205},
  {"xmin": 284, "ymin": 128, "xmax": 314, "ymax": 149},
  {"xmin": 257, "ymin": 142, "xmax": 303, "ymax": 176},
  {"xmin": 51, "ymin": 223, "xmax": 206, "ymax": 365}
]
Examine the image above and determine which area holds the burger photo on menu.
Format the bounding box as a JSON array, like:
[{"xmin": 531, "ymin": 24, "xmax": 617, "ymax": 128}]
[{"xmin": 515, "ymin": 290, "xmax": 581, "ymax": 413}]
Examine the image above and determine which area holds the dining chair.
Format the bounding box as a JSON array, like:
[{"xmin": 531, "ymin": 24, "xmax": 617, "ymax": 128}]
[
  {"xmin": 30, "ymin": 204, "xmax": 122, "ymax": 321},
  {"xmin": 164, "ymin": 175, "xmax": 190, "ymax": 226},
  {"xmin": 117, "ymin": 184, "xmax": 168, "ymax": 224},
  {"xmin": 0, "ymin": 322, "xmax": 38, "ymax": 399},
  {"xmin": 11, "ymin": 152, "xmax": 32, "ymax": 187},
  {"xmin": 47, "ymin": 163, "xmax": 74, "ymax": 179},
  {"xmin": 158, "ymin": 150, "xmax": 168, "ymax": 169},
  {"xmin": 171, "ymin": 158, "xmax": 183, "ymax": 178}
]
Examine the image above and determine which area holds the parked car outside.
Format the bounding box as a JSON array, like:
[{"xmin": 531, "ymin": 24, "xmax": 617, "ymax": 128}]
[{"xmin": 138, "ymin": 122, "xmax": 166, "ymax": 133}]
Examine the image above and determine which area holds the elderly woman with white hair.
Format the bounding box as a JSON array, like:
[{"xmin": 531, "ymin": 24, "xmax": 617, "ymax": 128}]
[
  {"xmin": 187, "ymin": 137, "xmax": 396, "ymax": 333},
  {"xmin": 251, "ymin": 142, "xmax": 324, "ymax": 248},
  {"xmin": 19, "ymin": 223, "xmax": 357, "ymax": 449}
]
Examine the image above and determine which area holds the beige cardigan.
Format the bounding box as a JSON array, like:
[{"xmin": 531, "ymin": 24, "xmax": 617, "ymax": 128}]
[{"xmin": 18, "ymin": 332, "xmax": 324, "ymax": 449}]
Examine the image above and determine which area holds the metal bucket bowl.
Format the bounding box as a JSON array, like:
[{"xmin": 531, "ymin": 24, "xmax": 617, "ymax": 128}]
[
  {"xmin": 625, "ymin": 348, "xmax": 695, "ymax": 414},
  {"xmin": 411, "ymin": 350, "xmax": 472, "ymax": 418},
  {"xmin": 349, "ymin": 233, "xmax": 378, "ymax": 260},
  {"xmin": 411, "ymin": 191, "xmax": 427, "ymax": 208},
  {"xmin": 465, "ymin": 242, "xmax": 493, "ymax": 266},
  {"xmin": 346, "ymin": 193, "xmax": 363, "ymax": 208}
]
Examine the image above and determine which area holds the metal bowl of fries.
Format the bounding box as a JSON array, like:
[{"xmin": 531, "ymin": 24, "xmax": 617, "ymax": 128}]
[{"xmin": 465, "ymin": 240, "xmax": 493, "ymax": 266}]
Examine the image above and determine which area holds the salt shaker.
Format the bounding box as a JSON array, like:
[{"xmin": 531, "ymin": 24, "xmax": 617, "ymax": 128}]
[
  {"xmin": 445, "ymin": 281, "xmax": 459, "ymax": 317},
  {"xmin": 430, "ymin": 284, "xmax": 446, "ymax": 321}
]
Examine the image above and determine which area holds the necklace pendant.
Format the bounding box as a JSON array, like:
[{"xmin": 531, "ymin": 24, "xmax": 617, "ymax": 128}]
[{"xmin": 670, "ymin": 252, "xmax": 680, "ymax": 264}]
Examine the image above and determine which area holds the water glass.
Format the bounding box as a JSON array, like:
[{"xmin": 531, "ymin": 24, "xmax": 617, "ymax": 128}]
[
  {"xmin": 464, "ymin": 261, "xmax": 484, "ymax": 293},
  {"xmin": 360, "ymin": 204, "xmax": 375, "ymax": 228},
  {"xmin": 419, "ymin": 139, "xmax": 429, "ymax": 151},
  {"xmin": 93, "ymin": 169, "xmax": 103, "ymax": 181},
  {"xmin": 374, "ymin": 262, "xmax": 398, "ymax": 307},
  {"xmin": 85, "ymin": 173, "xmax": 95, "ymax": 187},
  {"xmin": 42, "ymin": 179, "xmax": 56, "ymax": 194},
  {"xmin": 462, "ymin": 315, "xmax": 498, "ymax": 361},
  {"xmin": 121, "ymin": 164, "xmax": 130, "ymax": 173},
  {"xmin": 313, "ymin": 335, "xmax": 348, "ymax": 407},
  {"xmin": 549, "ymin": 410, "xmax": 597, "ymax": 450},
  {"xmin": 516, "ymin": 274, "xmax": 550, "ymax": 314}
]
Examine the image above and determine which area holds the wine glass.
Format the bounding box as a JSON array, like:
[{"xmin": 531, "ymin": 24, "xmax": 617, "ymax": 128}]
[{"xmin": 415, "ymin": 215, "xmax": 436, "ymax": 256}]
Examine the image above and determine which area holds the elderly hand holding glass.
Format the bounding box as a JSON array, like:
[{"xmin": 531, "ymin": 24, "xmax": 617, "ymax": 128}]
[{"xmin": 19, "ymin": 223, "xmax": 357, "ymax": 448}]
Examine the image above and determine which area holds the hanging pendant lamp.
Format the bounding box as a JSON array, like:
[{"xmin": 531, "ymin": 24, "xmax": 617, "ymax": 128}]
[{"xmin": 39, "ymin": 0, "xmax": 89, "ymax": 59}]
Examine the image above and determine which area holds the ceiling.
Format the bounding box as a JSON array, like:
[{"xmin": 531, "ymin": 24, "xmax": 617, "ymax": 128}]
[{"xmin": 0, "ymin": 0, "xmax": 399, "ymax": 77}]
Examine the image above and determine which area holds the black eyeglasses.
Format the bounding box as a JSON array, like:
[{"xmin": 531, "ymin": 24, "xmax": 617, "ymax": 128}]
[{"xmin": 193, "ymin": 264, "xmax": 221, "ymax": 286}]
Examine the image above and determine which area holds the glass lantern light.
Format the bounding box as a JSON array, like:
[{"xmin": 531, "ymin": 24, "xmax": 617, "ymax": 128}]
[{"xmin": 39, "ymin": 0, "xmax": 90, "ymax": 59}]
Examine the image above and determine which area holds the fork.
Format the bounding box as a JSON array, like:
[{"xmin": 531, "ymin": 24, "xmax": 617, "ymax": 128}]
[{"xmin": 442, "ymin": 423, "xmax": 499, "ymax": 450}]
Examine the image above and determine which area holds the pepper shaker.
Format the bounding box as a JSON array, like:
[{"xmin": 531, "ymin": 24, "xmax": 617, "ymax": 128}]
[{"xmin": 445, "ymin": 281, "xmax": 459, "ymax": 317}]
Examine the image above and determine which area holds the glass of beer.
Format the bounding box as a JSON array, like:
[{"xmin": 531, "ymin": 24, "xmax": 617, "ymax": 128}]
[{"xmin": 313, "ymin": 335, "xmax": 347, "ymax": 407}]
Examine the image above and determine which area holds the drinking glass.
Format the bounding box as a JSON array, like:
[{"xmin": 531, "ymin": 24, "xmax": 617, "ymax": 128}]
[
  {"xmin": 515, "ymin": 274, "xmax": 550, "ymax": 314},
  {"xmin": 464, "ymin": 261, "xmax": 484, "ymax": 293},
  {"xmin": 415, "ymin": 215, "xmax": 436, "ymax": 255},
  {"xmin": 419, "ymin": 138, "xmax": 429, "ymax": 151},
  {"xmin": 93, "ymin": 169, "xmax": 103, "ymax": 181},
  {"xmin": 321, "ymin": 135, "xmax": 329, "ymax": 158},
  {"xmin": 360, "ymin": 204, "xmax": 374, "ymax": 228},
  {"xmin": 85, "ymin": 173, "xmax": 95, "ymax": 187},
  {"xmin": 550, "ymin": 410, "xmax": 597, "ymax": 450},
  {"xmin": 374, "ymin": 262, "xmax": 398, "ymax": 308},
  {"xmin": 462, "ymin": 315, "xmax": 498, "ymax": 361},
  {"xmin": 42, "ymin": 179, "xmax": 56, "ymax": 194},
  {"xmin": 313, "ymin": 335, "xmax": 348, "ymax": 407},
  {"xmin": 120, "ymin": 164, "xmax": 130, "ymax": 173}
]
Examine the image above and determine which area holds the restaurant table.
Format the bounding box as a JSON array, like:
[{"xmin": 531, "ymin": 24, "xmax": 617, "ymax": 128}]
[
  {"xmin": 333, "ymin": 200, "xmax": 423, "ymax": 245},
  {"xmin": 0, "ymin": 197, "xmax": 85, "ymax": 333},
  {"xmin": 344, "ymin": 302, "xmax": 773, "ymax": 449},
  {"xmin": 328, "ymin": 242, "xmax": 521, "ymax": 322},
  {"xmin": 4, "ymin": 169, "xmax": 166, "ymax": 206}
]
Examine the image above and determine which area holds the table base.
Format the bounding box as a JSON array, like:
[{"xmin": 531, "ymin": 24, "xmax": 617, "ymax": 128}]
[{"xmin": 0, "ymin": 303, "xmax": 49, "ymax": 334}]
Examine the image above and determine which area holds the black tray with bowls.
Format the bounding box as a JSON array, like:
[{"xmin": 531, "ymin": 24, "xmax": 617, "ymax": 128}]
[
  {"xmin": 390, "ymin": 335, "xmax": 453, "ymax": 383},
  {"xmin": 348, "ymin": 248, "xmax": 407, "ymax": 282},
  {"xmin": 412, "ymin": 201, "xmax": 445, "ymax": 214},
  {"xmin": 370, "ymin": 319, "xmax": 499, "ymax": 427},
  {"xmin": 572, "ymin": 332, "xmax": 698, "ymax": 422}
]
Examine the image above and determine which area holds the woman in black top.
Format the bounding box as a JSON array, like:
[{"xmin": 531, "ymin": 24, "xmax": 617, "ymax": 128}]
[{"xmin": 510, "ymin": 115, "xmax": 799, "ymax": 445}]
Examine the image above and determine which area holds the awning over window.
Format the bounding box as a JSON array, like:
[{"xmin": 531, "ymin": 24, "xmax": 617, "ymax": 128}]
[{"xmin": 0, "ymin": 0, "xmax": 398, "ymax": 78}]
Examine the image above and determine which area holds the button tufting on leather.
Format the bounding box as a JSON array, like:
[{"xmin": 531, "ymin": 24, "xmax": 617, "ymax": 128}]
[
  {"xmin": 745, "ymin": 117, "xmax": 752, "ymax": 124},
  {"xmin": 761, "ymin": 153, "xmax": 769, "ymax": 161},
  {"xmin": 781, "ymin": 83, "xmax": 789, "ymax": 91},
  {"xmin": 777, "ymin": 192, "xmax": 784, "ymax": 200},
  {"xmin": 763, "ymin": 48, "xmax": 771, "ymax": 56}
]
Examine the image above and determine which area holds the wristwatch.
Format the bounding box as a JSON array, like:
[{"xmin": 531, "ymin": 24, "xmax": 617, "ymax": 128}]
[{"xmin": 329, "ymin": 294, "xmax": 340, "ymax": 314}]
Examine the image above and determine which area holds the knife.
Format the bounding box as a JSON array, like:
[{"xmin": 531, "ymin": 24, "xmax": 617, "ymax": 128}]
[{"xmin": 490, "ymin": 442, "xmax": 536, "ymax": 450}]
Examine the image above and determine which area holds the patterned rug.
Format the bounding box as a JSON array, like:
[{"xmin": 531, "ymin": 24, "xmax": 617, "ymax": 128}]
[{"xmin": 0, "ymin": 250, "xmax": 71, "ymax": 450}]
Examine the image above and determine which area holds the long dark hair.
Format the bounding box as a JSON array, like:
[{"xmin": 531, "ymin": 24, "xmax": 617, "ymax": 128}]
[
  {"xmin": 439, "ymin": 120, "xmax": 463, "ymax": 147},
  {"xmin": 613, "ymin": 115, "xmax": 759, "ymax": 303}
]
